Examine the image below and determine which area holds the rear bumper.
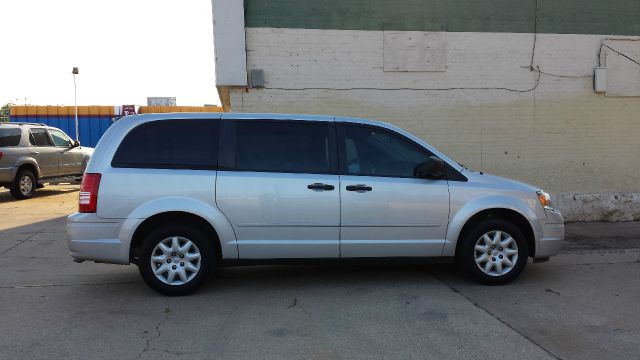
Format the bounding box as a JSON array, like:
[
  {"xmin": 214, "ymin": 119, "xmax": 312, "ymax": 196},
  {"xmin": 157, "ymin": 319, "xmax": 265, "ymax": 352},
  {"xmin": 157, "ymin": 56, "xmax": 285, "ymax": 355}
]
[
  {"xmin": 67, "ymin": 212, "xmax": 129, "ymax": 264},
  {"xmin": 535, "ymin": 208, "xmax": 565, "ymax": 258}
]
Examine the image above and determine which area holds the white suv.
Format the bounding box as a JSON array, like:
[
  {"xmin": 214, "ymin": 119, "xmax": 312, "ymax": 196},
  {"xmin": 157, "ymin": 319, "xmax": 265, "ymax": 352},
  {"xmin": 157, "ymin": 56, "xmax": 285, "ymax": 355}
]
[{"xmin": 67, "ymin": 113, "xmax": 564, "ymax": 295}]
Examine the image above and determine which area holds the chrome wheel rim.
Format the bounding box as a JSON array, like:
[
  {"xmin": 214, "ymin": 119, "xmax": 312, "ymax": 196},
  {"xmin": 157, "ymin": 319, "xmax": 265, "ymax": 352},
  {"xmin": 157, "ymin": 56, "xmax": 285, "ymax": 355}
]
[
  {"xmin": 150, "ymin": 236, "xmax": 201, "ymax": 286},
  {"xmin": 19, "ymin": 176, "xmax": 33, "ymax": 195},
  {"xmin": 474, "ymin": 230, "xmax": 519, "ymax": 277}
]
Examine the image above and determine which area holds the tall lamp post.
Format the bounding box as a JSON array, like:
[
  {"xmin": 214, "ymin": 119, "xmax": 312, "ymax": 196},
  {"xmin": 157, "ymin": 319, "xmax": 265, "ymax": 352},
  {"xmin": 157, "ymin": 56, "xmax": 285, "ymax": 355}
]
[{"xmin": 72, "ymin": 67, "xmax": 79, "ymax": 141}]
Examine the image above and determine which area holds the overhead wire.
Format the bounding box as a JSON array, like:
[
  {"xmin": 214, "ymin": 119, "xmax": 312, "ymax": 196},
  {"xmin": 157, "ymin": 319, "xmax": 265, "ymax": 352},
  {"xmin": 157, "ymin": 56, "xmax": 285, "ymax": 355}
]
[
  {"xmin": 600, "ymin": 44, "xmax": 640, "ymax": 67},
  {"xmin": 266, "ymin": 67, "xmax": 541, "ymax": 93}
]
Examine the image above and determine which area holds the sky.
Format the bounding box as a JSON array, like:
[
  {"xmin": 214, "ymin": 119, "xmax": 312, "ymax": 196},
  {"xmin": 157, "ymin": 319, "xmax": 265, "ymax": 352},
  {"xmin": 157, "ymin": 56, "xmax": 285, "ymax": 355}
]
[{"xmin": 0, "ymin": 0, "xmax": 219, "ymax": 106}]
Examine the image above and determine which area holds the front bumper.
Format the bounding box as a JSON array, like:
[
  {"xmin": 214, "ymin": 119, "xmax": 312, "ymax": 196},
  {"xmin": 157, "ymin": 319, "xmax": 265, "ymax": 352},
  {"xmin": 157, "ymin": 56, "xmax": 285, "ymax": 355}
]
[
  {"xmin": 67, "ymin": 212, "xmax": 129, "ymax": 264},
  {"xmin": 536, "ymin": 208, "xmax": 565, "ymax": 258}
]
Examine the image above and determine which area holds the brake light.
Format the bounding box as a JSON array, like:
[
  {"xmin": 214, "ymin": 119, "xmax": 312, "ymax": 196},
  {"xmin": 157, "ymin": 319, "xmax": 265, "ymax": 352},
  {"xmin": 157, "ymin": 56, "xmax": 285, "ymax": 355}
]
[
  {"xmin": 0, "ymin": 152, "xmax": 3, "ymax": 160},
  {"xmin": 79, "ymin": 173, "xmax": 101, "ymax": 213}
]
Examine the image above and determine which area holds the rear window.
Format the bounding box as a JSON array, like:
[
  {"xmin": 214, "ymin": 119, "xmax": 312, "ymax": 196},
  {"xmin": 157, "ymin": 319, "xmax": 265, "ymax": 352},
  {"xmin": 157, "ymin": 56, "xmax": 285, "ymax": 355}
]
[
  {"xmin": 0, "ymin": 128, "xmax": 21, "ymax": 147},
  {"xmin": 111, "ymin": 119, "xmax": 219, "ymax": 169}
]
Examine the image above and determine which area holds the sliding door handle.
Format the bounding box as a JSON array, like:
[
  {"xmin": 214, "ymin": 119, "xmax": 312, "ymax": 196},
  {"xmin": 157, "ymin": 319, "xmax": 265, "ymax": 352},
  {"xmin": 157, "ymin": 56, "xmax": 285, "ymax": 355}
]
[
  {"xmin": 307, "ymin": 183, "xmax": 335, "ymax": 191},
  {"xmin": 346, "ymin": 184, "xmax": 372, "ymax": 192}
]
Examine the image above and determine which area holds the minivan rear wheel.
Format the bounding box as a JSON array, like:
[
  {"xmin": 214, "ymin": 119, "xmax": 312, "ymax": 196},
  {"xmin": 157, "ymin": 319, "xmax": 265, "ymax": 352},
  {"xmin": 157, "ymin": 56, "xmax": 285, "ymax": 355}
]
[
  {"xmin": 459, "ymin": 218, "xmax": 528, "ymax": 285},
  {"xmin": 138, "ymin": 224, "xmax": 214, "ymax": 296},
  {"xmin": 10, "ymin": 169, "xmax": 36, "ymax": 199}
]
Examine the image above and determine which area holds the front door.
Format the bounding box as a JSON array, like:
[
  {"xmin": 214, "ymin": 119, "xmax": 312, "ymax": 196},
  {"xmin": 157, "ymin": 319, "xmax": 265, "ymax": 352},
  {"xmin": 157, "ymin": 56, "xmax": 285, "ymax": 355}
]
[
  {"xmin": 48, "ymin": 128, "xmax": 84, "ymax": 175},
  {"xmin": 216, "ymin": 119, "xmax": 340, "ymax": 259},
  {"xmin": 337, "ymin": 123, "xmax": 450, "ymax": 257},
  {"xmin": 28, "ymin": 128, "xmax": 59, "ymax": 177}
]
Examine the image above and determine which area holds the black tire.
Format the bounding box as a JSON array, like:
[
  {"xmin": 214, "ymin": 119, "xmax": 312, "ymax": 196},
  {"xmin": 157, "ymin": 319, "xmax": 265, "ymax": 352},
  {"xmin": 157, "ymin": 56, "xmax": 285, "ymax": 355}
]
[
  {"xmin": 10, "ymin": 169, "xmax": 36, "ymax": 199},
  {"xmin": 459, "ymin": 218, "xmax": 528, "ymax": 285},
  {"xmin": 137, "ymin": 224, "xmax": 214, "ymax": 296}
]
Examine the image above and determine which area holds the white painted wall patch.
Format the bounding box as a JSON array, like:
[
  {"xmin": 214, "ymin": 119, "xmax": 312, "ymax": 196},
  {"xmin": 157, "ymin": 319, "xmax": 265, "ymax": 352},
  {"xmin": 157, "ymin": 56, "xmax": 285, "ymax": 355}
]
[{"xmin": 383, "ymin": 31, "xmax": 447, "ymax": 72}]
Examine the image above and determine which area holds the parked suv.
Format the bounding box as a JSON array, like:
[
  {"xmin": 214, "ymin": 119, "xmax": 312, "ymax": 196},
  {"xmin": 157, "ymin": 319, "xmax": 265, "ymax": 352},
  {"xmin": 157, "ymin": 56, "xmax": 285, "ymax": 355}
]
[
  {"xmin": 67, "ymin": 113, "xmax": 564, "ymax": 295},
  {"xmin": 1, "ymin": 123, "xmax": 93, "ymax": 199}
]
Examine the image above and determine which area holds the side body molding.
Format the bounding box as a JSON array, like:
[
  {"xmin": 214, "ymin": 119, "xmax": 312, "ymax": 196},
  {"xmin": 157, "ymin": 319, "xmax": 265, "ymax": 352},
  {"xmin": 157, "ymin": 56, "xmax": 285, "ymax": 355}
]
[
  {"xmin": 442, "ymin": 195, "xmax": 541, "ymax": 257},
  {"xmin": 119, "ymin": 196, "xmax": 238, "ymax": 261}
]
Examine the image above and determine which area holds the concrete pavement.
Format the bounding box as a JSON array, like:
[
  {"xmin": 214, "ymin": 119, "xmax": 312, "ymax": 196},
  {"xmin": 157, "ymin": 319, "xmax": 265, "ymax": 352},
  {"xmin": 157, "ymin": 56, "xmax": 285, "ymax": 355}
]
[{"xmin": 0, "ymin": 186, "xmax": 639, "ymax": 360}]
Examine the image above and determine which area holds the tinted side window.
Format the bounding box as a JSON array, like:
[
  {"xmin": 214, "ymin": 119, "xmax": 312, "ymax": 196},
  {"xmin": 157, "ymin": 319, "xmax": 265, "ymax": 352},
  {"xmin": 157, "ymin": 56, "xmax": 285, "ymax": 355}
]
[
  {"xmin": 234, "ymin": 121, "xmax": 331, "ymax": 174},
  {"xmin": 112, "ymin": 119, "xmax": 219, "ymax": 169},
  {"xmin": 0, "ymin": 128, "xmax": 21, "ymax": 147},
  {"xmin": 29, "ymin": 128, "xmax": 53, "ymax": 146},
  {"xmin": 48, "ymin": 129, "xmax": 72, "ymax": 147},
  {"xmin": 339, "ymin": 124, "xmax": 432, "ymax": 178}
]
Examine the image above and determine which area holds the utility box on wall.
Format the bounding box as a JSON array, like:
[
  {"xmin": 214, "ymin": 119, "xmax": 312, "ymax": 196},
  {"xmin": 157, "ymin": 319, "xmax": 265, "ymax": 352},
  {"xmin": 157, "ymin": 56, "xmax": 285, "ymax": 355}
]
[
  {"xmin": 594, "ymin": 67, "xmax": 607, "ymax": 93},
  {"xmin": 248, "ymin": 69, "xmax": 265, "ymax": 88}
]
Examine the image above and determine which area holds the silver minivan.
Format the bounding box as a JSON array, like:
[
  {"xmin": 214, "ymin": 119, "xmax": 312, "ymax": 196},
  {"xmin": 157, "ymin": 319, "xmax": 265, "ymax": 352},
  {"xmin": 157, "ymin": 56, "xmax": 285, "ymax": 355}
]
[{"xmin": 67, "ymin": 113, "xmax": 564, "ymax": 295}]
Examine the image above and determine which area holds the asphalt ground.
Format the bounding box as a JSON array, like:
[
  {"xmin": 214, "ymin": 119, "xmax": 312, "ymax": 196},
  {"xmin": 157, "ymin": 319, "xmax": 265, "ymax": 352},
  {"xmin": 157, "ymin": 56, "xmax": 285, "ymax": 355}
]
[{"xmin": 1, "ymin": 185, "xmax": 639, "ymax": 360}]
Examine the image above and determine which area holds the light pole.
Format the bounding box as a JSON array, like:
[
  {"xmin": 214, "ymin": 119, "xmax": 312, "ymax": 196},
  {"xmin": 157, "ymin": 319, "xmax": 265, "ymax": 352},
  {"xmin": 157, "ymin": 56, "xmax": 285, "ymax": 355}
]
[{"xmin": 72, "ymin": 67, "xmax": 79, "ymax": 141}]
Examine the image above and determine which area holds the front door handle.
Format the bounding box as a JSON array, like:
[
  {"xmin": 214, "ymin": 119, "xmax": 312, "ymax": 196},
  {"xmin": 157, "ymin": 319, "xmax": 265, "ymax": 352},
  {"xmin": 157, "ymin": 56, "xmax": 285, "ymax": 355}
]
[
  {"xmin": 346, "ymin": 184, "xmax": 373, "ymax": 192},
  {"xmin": 307, "ymin": 183, "xmax": 335, "ymax": 191}
]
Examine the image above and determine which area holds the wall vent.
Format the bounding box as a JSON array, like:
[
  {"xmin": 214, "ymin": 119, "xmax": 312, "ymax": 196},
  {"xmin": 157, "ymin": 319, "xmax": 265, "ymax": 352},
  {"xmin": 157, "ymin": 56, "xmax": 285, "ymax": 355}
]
[{"xmin": 248, "ymin": 69, "xmax": 265, "ymax": 88}]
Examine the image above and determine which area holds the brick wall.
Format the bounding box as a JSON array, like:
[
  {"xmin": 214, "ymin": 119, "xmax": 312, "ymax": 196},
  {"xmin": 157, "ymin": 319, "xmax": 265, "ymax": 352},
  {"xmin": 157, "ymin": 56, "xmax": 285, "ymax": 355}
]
[{"xmin": 225, "ymin": 28, "xmax": 640, "ymax": 221}]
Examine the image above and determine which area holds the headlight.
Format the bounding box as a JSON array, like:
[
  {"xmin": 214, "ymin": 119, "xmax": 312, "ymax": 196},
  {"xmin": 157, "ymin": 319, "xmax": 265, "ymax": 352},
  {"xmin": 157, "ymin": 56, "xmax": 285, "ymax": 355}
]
[{"xmin": 536, "ymin": 191, "xmax": 552, "ymax": 208}]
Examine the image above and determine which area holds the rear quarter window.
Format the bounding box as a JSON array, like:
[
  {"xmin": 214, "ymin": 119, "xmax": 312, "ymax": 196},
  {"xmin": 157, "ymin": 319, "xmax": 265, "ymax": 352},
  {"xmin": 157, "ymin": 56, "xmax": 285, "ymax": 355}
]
[
  {"xmin": 29, "ymin": 128, "xmax": 53, "ymax": 146},
  {"xmin": 111, "ymin": 119, "xmax": 219, "ymax": 169},
  {"xmin": 0, "ymin": 128, "xmax": 22, "ymax": 147}
]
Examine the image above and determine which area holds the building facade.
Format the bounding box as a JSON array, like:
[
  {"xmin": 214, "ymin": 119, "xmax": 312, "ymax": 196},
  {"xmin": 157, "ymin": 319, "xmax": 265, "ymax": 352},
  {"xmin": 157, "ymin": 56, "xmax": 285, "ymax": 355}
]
[{"xmin": 212, "ymin": 0, "xmax": 640, "ymax": 221}]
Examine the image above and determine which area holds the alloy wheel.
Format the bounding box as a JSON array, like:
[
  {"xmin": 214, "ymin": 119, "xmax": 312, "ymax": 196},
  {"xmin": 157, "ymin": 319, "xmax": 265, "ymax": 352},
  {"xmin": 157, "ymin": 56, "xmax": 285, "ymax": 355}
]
[{"xmin": 19, "ymin": 175, "xmax": 33, "ymax": 196}]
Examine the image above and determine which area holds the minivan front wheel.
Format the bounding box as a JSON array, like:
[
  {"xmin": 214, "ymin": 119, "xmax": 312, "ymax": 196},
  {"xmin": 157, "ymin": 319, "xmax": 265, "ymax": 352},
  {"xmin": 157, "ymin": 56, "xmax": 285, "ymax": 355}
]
[
  {"xmin": 138, "ymin": 225, "xmax": 213, "ymax": 295},
  {"xmin": 459, "ymin": 219, "xmax": 528, "ymax": 285}
]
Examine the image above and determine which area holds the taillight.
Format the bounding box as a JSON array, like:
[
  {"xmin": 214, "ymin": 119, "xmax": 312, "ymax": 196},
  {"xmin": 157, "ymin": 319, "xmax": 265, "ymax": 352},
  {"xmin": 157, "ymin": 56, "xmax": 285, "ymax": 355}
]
[
  {"xmin": 0, "ymin": 151, "xmax": 3, "ymax": 160},
  {"xmin": 79, "ymin": 173, "xmax": 101, "ymax": 213}
]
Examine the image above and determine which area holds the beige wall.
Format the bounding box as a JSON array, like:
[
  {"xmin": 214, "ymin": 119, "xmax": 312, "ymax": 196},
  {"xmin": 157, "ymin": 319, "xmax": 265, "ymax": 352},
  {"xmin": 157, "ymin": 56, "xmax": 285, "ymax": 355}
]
[{"xmin": 225, "ymin": 28, "xmax": 640, "ymax": 221}]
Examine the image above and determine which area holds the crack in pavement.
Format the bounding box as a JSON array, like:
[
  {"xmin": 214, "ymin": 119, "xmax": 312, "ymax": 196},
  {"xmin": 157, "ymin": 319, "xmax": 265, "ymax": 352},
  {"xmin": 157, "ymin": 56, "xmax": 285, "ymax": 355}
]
[
  {"xmin": 553, "ymin": 260, "xmax": 640, "ymax": 267},
  {"xmin": 560, "ymin": 249, "xmax": 640, "ymax": 256},
  {"xmin": 130, "ymin": 304, "xmax": 171, "ymax": 360},
  {"xmin": 153, "ymin": 349, "xmax": 200, "ymax": 357},
  {"xmin": 434, "ymin": 275, "xmax": 563, "ymax": 360},
  {"xmin": 0, "ymin": 231, "xmax": 42, "ymax": 256},
  {"xmin": 0, "ymin": 281, "xmax": 138, "ymax": 289}
]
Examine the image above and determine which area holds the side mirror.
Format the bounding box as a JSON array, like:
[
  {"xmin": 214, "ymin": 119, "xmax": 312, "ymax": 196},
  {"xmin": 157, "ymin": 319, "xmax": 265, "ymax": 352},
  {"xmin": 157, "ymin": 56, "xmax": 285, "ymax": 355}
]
[
  {"xmin": 71, "ymin": 140, "xmax": 80, "ymax": 148},
  {"xmin": 414, "ymin": 156, "xmax": 446, "ymax": 179}
]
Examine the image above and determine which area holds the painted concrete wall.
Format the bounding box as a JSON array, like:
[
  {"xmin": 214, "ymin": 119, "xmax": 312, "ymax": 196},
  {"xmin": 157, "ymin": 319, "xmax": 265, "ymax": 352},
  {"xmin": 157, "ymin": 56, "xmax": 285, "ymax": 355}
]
[
  {"xmin": 244, "ymin": 0, "xmax": 640, "ymax": 35},
  {"xmin": 225, "ymin": 28, "xmax": 640, "ymax": 221},
  {"xmin": 211, "ymin": 0, "xmax": 247, "ymax": 86},
  {"xmin": 211, "ymin": 0, "xmax": 640, "ymax": 221}
]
